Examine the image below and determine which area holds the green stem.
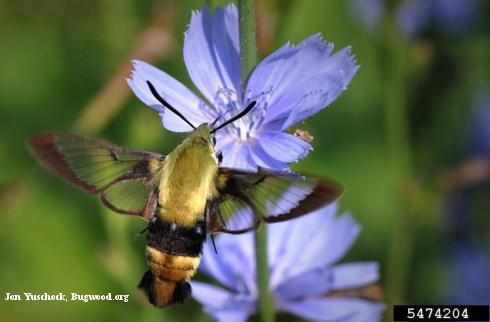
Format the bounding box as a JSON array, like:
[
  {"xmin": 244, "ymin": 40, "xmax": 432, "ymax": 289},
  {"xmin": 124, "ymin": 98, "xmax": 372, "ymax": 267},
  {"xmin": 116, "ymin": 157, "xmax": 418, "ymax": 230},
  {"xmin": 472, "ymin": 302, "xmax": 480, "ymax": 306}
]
[
  {"xmin": 238, "ymin": 0, "xmax": 257, "ymax": 86},
  {"xmin": 255, "ymin": 225, "xmax": 274, "ymax": 322},
  {"xmin": 381, "ymin": 8, "xmax": 414, "ymax": 307},
  {"xmin": 205, "ymin": 0, "xmax": 225, "ymax": 10},
  {"xmin": 238, "ymin": 1, "xmax": 275, "ymax": 322}
]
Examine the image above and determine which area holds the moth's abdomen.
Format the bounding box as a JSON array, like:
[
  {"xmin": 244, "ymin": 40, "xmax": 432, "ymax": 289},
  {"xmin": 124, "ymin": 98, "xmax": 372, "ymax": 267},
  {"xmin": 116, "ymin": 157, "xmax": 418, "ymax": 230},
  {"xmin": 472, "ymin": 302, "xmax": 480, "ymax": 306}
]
[
  {"xmin": 138, "ymin": 270, "xmax": 191, "ymax": 307},
  {"xmin": 139, "ymin": 247, "xmax": 199, "ymax": 307},
  {"xmin": 139, "ymin": 218, "xmax": 206, "ymax": 307}
]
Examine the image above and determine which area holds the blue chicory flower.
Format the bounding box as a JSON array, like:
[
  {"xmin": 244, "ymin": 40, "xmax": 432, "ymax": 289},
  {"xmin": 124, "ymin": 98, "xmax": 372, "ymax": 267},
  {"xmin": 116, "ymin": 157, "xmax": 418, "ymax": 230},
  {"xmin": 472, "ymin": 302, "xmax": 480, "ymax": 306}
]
[
  {"xmin": 348, "ymin": 0, "xmax": 479, "ymax": 38},
  {"xmin": 347, "ymin": 0, "xmax": 385, "ymax": 31},
  {"xmin": 127, "ymin": 4, "xmax": 358, "ymax": 171},
  {"xmin": 397, "ymin": 0, "xmax": 478, "ymax": 37},
  {"xmin": 467, "ymin": 90, "xmax": 490, "ymax": 157},
  {"xmin": 191, "ymin": 203, "xmax": 385, "ymax": 322},
  {"xmin": 443, "ymin": 90, "xmax": 490, "ymax": 305},
  {"xmin": 446, "ymin": 243, "xmax": 490, "ymax": 305}
]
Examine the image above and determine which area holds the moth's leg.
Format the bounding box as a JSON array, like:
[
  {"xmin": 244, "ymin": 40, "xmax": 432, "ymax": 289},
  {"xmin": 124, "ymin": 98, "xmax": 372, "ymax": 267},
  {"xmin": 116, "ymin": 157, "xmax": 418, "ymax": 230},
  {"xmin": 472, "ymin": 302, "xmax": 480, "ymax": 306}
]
[
  {"xmin": 204, "ymin": 201, "xmax": 219, "ymax": 254},
  {"xmin": 215, "ymin": 150, "xmax": 223, "ymax": 164}
]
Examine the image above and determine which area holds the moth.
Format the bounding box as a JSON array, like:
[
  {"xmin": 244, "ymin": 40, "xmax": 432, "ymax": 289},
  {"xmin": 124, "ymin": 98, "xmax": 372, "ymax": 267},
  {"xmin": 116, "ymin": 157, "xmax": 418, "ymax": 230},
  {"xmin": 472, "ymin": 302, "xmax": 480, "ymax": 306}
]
[{"xmin": 27, "ymin": 81, "xmax": 343, "ymax": 308}]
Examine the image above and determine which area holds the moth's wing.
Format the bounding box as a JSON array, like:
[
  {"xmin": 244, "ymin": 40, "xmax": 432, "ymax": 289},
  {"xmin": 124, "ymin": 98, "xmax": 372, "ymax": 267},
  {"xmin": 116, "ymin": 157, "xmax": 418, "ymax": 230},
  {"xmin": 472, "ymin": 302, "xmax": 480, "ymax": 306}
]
[
  {"xmin": 206, "ymin": 192, "xmax": 260, "ymax": 234},
  {"xmin": 27, "ymin": 132, "xmax": 164, "ymax": 220},
  {"xmin": 208, "ymin": 168, "xmax": 343, "ymax": 234}
]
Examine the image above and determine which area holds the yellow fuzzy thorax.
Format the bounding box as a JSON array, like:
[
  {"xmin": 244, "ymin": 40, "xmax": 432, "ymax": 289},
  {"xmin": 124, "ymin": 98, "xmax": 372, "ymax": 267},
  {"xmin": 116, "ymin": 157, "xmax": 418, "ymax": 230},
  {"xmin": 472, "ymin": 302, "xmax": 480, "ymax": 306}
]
[{"xmin": 157, "ymin": 125, "xmax": 219, "ymax": 227}]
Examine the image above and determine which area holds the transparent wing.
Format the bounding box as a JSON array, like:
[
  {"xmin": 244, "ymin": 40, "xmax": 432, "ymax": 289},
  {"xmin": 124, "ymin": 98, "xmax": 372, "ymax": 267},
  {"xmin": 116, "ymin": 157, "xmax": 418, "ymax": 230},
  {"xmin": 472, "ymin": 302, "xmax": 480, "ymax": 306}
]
[
  {"xmin": 207, "ymin": 195, "xmax": 259, "ymax": 234},
  {"xmin": 208, "ymin": 168, "xmax": 343, "ymax": 234},
  {"xmin": 101, "ymin": 178, "xmax": 158, "ymax": 216},
  {"xmin": 27, "ymin": 132, "xmax": 163, "ymax": 219}
]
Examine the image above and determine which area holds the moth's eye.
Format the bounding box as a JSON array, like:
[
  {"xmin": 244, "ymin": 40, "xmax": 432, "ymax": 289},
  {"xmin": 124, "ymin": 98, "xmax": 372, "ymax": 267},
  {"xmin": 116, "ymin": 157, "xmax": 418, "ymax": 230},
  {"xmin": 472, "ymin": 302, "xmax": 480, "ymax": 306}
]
[{"xmin": 212, "ymin": 136, "xmax": 217, "ymax": 146}]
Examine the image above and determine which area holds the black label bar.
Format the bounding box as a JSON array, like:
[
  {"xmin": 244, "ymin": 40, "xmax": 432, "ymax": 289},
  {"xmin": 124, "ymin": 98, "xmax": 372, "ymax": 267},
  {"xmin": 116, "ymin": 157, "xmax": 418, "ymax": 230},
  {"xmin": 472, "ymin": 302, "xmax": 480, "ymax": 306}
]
[{"xmin": 393, "ymin": 305, "xmax": 489, "ymax": 321}]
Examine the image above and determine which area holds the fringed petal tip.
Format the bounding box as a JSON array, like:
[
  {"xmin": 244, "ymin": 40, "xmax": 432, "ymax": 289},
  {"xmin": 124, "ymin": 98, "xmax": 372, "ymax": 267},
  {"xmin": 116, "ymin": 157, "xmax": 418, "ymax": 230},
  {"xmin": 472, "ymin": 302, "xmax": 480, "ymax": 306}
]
[
  {"xmin": 183, "ymin": 3, "xmax": 240, "ymax": 107},
  {"xmin": 258, "ymin": 132, "xmax": 313, "ymax": 164},
  {"xmin": 247, "ymin": 33, "xmax": 359, "ymax": 131}
]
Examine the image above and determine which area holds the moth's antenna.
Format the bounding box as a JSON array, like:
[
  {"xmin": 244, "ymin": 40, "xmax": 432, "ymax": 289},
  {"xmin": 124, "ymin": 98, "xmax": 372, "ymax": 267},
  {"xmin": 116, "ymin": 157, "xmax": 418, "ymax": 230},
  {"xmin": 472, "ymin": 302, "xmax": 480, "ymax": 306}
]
[
  {"xmin": 146, "ymin": 81, "xmax": 196, "ymax": 130},
  {"xmin": 211, "ymin": 101, "xmax": 257, "ymax": 133},
  {"xmin": 211, "ymin": 115, "xmax": 221, "ymax": 126}
]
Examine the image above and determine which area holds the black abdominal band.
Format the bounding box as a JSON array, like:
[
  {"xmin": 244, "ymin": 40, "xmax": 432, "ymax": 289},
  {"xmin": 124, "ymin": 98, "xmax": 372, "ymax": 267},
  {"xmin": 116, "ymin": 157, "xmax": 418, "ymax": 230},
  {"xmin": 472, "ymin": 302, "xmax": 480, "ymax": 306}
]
[{"xmin": 147, "ymin": 218, "xmax": 206, "ymax": 257}]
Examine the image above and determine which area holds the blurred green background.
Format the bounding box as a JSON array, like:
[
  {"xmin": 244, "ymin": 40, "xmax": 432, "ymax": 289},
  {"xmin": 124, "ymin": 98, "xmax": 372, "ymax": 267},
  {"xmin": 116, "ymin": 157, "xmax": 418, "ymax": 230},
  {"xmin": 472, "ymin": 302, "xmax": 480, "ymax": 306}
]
[{"xmin": 1, "ymin": 0, "xmax": 489, "ymax": 321}]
